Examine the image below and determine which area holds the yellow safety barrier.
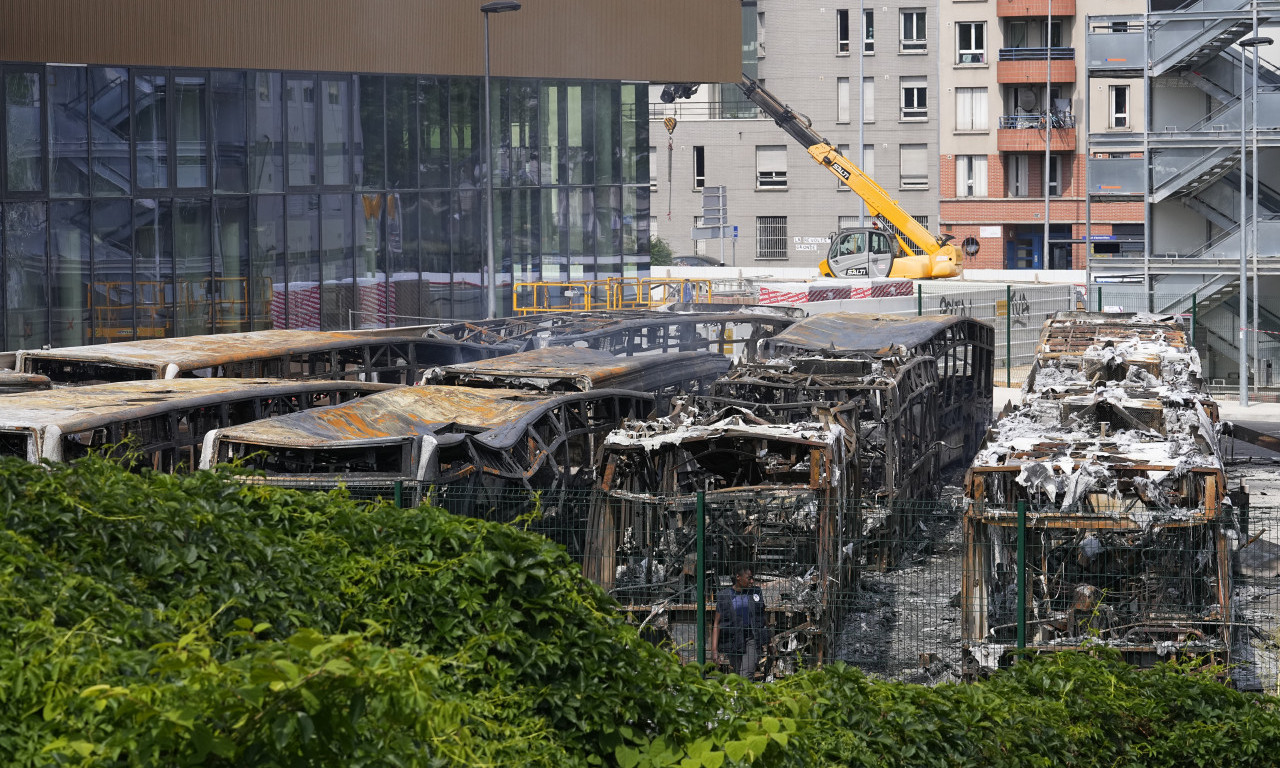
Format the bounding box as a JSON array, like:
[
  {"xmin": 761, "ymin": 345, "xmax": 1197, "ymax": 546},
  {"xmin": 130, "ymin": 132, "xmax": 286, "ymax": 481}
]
[{"xmin": 514, "ymin": 277, "xmax": 714, "ymax": 314}]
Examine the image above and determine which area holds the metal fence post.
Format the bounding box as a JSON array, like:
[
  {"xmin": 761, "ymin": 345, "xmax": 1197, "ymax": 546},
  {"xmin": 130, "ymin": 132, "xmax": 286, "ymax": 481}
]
[
  {"xmin": 696, "ymin": 490, "xmax": 707, "ymax": 665},
  {"xmin": 1016, "ymin": 499, "xmax": 1027, "ymax": 651},
  {"xmin": 394, "ymin": 480, "xmax": 403, "ymax": 508},
  {"xmin": 1191, "ymin": 293, "xmax": 1198, "ymax": 348},
  {"xmin": 917, "ymin": 283, "xmax": 923, "ymax": 316},
  {"xmin": 1006, "ymin": 284, "xmax": 1013, "ymax": 388},
  {"xmin": 1096, "ymin": 286, "xmax": 1102, "ymax": 313}
]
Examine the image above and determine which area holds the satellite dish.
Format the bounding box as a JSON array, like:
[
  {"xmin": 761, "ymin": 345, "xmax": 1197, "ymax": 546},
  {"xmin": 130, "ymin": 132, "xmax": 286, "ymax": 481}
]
[{"xmin": 1017, "ymin": 89, "xmax": 1038, "ymax": 111}]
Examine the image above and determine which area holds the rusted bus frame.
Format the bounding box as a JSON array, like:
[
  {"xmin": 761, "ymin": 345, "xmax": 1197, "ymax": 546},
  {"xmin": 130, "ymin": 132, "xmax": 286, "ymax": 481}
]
[
  {"xmin": 17, "ymin": 330, "xmax": 497, "ymax": 385},
  {"xmin": 424, "ymin": 347, "xmax": 731, "ymax": 415},
  {"xmin": 701, "ymin": 356, "xmax": 942, "ymax": 569},
  {"xmin": 211, "ymin": 388, "xmax": 654, "ymax": 515},
  {"xmin": 962, "ymin": 462, "xmax": 1232, "ymax": 674},
  {"xmin": 0, "ymin": 378, "xmax": 392, "ymax": 471},
  {"xmin": 758, "ymin": 314, "xmax": 995, "ymax": 469},
  {"xmin": 426, "ymin": 310, "xmax": 796, "ymax": 360},
  {"xmin": 584, "ymin": 425, "xmax": 860, "ymax": 670},
  {"xmin": 1033, "ymin": 311, "xmax": 1191, "ymax": 361}
]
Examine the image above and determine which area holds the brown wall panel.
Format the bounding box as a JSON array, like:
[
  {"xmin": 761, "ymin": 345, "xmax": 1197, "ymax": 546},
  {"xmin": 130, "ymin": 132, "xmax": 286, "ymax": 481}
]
[{"xmin": 0, "ymin": 0, "xmax": 741, "ymax": 82}]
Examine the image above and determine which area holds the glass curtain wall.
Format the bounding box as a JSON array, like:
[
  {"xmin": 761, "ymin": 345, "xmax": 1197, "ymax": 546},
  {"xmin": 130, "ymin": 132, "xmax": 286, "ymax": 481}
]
[{"xmin": 0, "ymin": 62, "xmax": 647, "ymax": 345}]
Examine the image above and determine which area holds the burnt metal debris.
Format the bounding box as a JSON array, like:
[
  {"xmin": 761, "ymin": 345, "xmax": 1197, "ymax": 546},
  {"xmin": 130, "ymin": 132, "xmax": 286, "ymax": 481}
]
[
  {"xmin": 582, "ymin": 312, "xmax": 996, "ymax": 674},
  {"xmin": 962, "ymin": 312, "xmax": 1231, "ymax": 674},
  {"xmin": 425, "ymin": 309, "xmax": 798, "ymax": 360},
  {"xmin": 16, "ymin": 328, "xmax": 495, "ymax": 384},
  {"xmin": 587, "ymin": 407, "xmax": 859, "ymax": 672},
  {"xmin": 0, "ymin": 378, "xmax": 393, "ymax": 470}
]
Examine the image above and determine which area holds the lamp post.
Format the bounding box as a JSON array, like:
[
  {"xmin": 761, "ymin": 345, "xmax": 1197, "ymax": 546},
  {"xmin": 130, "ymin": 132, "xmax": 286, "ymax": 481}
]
[
  {"xmin": 482, "ymin": 0, "xmax": 521, "ymax": 319},
  {"xmin": 1238, "ymin": 32, "xmax": 1270, "ymax": 404}
]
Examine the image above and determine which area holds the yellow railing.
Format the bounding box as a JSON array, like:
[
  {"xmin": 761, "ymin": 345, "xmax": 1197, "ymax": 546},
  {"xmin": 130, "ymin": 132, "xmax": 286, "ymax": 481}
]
[{"xmin": 513, "ymin": 278, "xmax": 714, "ymax": 314}]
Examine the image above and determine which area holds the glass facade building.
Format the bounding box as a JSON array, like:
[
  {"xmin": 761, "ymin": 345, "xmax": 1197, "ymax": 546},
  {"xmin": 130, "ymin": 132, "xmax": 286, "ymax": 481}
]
[{"xmin": 0, "ymin": 64, "xmax": 651, "ymax": 348}]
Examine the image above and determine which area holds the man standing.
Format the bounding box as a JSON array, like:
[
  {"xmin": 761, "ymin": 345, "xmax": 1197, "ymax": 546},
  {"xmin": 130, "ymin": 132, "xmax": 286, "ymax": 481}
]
[{"xmin": 711, "ymin": 564, "xmax": 767, "ymax": 678}]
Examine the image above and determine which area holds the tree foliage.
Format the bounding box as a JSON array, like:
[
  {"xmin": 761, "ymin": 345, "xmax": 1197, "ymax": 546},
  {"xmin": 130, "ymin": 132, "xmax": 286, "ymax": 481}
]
[{"xmin": 1, "ymin": 455, "xmax": 1278, "ymax": 767}]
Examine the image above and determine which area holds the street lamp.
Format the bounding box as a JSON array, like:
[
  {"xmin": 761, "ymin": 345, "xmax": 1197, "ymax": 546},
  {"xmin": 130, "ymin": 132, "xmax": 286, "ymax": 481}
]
[
  {"xmin": 1237, "ymin": 32, "xmax": 1270, "ymax": 405},
  {"xmin": 482, "ymin": 0, "xmax": 521, "ymax": 319}
]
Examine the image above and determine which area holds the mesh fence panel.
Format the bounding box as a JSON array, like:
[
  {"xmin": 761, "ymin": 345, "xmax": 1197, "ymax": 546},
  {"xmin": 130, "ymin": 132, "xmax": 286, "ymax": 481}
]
[{"xmin": 231, "ymin": 475, "xmax": 1280, "ymax": 690}]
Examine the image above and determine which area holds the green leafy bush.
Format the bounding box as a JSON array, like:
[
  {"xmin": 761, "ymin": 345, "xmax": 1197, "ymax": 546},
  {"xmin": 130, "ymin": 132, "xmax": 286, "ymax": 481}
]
[{"xmin": 2, "ymin": 455, "xmax": 1279, "ymax": 767}]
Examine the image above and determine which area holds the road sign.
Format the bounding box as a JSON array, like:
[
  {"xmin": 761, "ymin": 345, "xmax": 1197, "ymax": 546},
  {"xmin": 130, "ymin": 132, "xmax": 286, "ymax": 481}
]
[{"xmin": 691, "ymin": 225, "xmax": 735, "ymax": 240}]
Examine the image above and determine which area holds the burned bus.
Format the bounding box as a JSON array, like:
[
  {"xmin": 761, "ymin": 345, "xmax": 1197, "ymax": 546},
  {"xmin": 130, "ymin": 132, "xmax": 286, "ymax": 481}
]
[
  {"xmin": 0, "ymin": 378, "xmax": 392, "ymax": 471},
  {"xmin": 961, "ymin": 312, "xmax": 1231, "ymax": 674},
  {"xmin": 422, "ymin": 346, "xmax": 730, "ymax": 414},
  {"xmin": 583, "ymin": 408, "xmax": 860, "ymax": 675},
  {"xmin": 201, "ymin": 386, "xmax": 653, "ymax": 517},
  {"xmin": 759, "ymin": 313, "xmax": 995, "ymax": 467},
  {"xmin": 426, "ymin": 309, "xmax": 798, "ymax": 361},
  {"xmin": 17, "ymin": 328, "xmax": 496, "ymax": 385}
]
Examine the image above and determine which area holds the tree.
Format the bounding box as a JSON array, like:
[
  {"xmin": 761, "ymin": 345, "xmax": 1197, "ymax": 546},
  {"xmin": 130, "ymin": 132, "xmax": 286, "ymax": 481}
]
[{"xmin": 649, "ymin": 236, "xmax": 673, "ymax": 267}]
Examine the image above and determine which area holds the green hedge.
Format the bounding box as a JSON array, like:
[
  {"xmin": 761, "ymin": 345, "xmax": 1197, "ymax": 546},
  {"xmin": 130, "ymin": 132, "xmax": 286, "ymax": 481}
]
[{"xmin": 1, "ymin": 455, "xmax": 1277, "ymax": 767}]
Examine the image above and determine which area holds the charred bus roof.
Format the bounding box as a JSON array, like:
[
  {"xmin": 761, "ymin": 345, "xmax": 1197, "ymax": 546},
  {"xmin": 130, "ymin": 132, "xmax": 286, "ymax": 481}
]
[
  {"xmin": 0, "ymin": 377, "xmax": 394, "ymax": 465},
  {"xmin": 423, "ymin": 346, "xmax": 730, "ymax": 394},
  {"xmin": 17, "ymin": 329, "xmax": 494, "ymax": 384}
]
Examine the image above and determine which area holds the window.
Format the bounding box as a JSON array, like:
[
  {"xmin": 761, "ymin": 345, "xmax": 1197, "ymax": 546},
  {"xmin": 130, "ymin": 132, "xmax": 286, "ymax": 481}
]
[
  {"xmin": 837, "ymin": 9, "xmax": 851, "ymax": 54},
  {"xmin": 837, "ymin": 78, "xmax": 851, "ymax": 123},
  {"xmin": 862, "ymin": 144, "xmax": 875, "ymax": 178},
  {"xmin": 757, "ymin": 216, "xmax": 788, "ymax": 260},
  {"xmin": 758, "ymin": 12, "xmax": 766, "ymax": 56},
  {"xmin": 862, "ymin": 77, "xmax": 875, "ymax": 122},
  {"xmin": 957, "ymin": 22, "xmax": 986, "ymax": 64},
  {"xmin": 1047, "ymin": 155, "xmax": 1062, "ymax": 196},
  {"xmin": 901, "ymin": 9, "xmax": 926, "ymax": 52},
  {"xmin": 837, "ymin": 144, "xmax": 851, "ymax": 189},
  {"xmin": 1109, "ymin": 85, "xmax": 1129, "ymax": 129},
  {"xmin": 900, "ymin": 77, "xmax": 927, "ymax": 120},
  {"xmin": 900, "ymin": 144, "xmax": 928, "ymax": 189},
  {"xmin": 756, "ymin": 145, "xmax": 787, "ymax": 188},
  {"xmin": 864, "ymin": 10, "xmax": 875, "ymax": 53},
  {"xmin": 694, "ymin": 216, "xmax": 706, "ymax": 256},
  {"xmin": 956, "ymin": 155, "xmax": 988, "ymax": 197},
  {"xmin": 692, "ymin": 146, "xmax": 705, "ymax": 189},
  {"xmin": 1006, "ymin": 155, "xmax": 1030, "ymax": 197},
  {"xmin": 649, "ymin": 145, "xmax": 658, "ymax": 191},
  {"xmin": 955, "ymin": 87, "xmax": 988, "ymax": 131}
]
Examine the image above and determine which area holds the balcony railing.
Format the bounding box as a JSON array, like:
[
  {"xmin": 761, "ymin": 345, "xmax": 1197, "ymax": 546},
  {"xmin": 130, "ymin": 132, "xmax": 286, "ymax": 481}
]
[
  {"xmin": 649, "ymin": 102, "xmax": 764, "ymax": 121},
  {"xmin": 998, "ymin": 47, "xmax": 1075, "ymax": 61},
  {"xmin": 999, "ymin": 113, "xmax": 1077, "ymax": 129}
]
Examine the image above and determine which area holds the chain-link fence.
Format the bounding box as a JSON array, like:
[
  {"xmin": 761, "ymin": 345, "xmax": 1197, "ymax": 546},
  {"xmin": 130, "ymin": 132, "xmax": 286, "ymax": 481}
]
[{"xmin": 237, "ymin": 476, "xmax": 1280, "ymax": 691}]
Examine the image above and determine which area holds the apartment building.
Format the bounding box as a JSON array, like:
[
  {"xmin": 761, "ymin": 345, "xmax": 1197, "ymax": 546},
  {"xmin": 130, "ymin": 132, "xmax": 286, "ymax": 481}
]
[
  {"xmin": 650, "ymin": 0, "xmax": 941, "ymax": 269},
  {"xmin": 938, "ymin": 0, "xmax": 1147, "ymax": 271}
]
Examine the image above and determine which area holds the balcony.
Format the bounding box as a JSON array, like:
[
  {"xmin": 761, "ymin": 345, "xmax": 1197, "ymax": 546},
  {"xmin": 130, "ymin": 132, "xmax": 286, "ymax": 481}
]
[
  {"xmin": 997, "ymin": 114, "xmax": 1077, "ymax": 152},
  {"xmin": 996, "ymin": 0, "xmax": 1075, "ymax": 17},
  {"xmin": 997, "ymin": 47, "xmax": 1076, "ymax": 83}
]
